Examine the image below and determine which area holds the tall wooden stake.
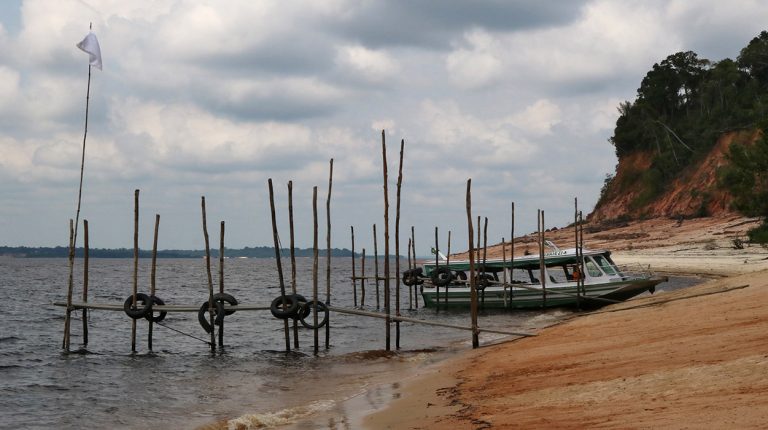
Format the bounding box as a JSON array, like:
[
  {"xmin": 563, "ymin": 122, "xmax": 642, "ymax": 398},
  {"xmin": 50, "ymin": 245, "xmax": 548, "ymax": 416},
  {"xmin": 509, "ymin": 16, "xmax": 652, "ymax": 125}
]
[
  {"xmin": 325, "ymin": 159, "xmax": 333, "ymax": 349},
  {"xmin": 406, "ymin": 237, "xmax": 412, "ymax": 310},
  {"xmin": 218, "ymin": 220, "xmax": 225, "ymax": 348},
  {"xmin": 313, "ymin": 186, "xmax": 319, "ymax": 354},
  {"xmin": 466, "ymin": 180, "xmax": 479, "ymax": 348},
  {"xmin": 482, "ymin": 217, "xmax": 488, "ymax": 308},
  {"xmin": 445, "ymin": 230, "xmax": 451, "ymax": 307},
  {"xmin": 395, "ymin": 139, "xmax": 404, "ymax": 349},
  {"xmin": 82, "ymin": 219, "xmax": 89, "ymax": 346},
  {"xmin": 149, "ymin": 214, "xmax": 159, "ymax": 351},
  {"xmin": 381, "ymin": 130, "xmax": 391, "ymax": 351},
  {"xmin": 510, "ymin": 202, "xmax": 515, "ymax": 308},
  {"xmin": 373, "ymin": 224, "xmax": 380, "ymax": 310},
  {"xmin": 201, "ymin": 197, "xmax": 216, "ymax": 353},
  {"xmin": 267, "ymin": 179, "xmax": 291, "ymax": 352},
  {"xmin": 288, "ymin": 181, "xmax": 299, "ymax": 348},
  {"xmin": 131, "ymin": 190, "xmax": 140, "ymax": 353},
  {"xmin": 538, "ymin": 210, "xmax": 546, "ymax": 308},
  {"xmin": 361, "ymin": 248, "xmax": 366, "ymax": 306},
  {"xmin": 574, "ymin": 197, "xmax": 581, "ymax": 309},
  {"xmin": 411, "ymin": 226, "xmax": 418, "ymax": 309},
  {"xmin": 434, "ymin": 226, "xmax": 440, "ymax": 310},
  {"xmin": 63, "ymin": 219, "xmax": 74, "ymax": 351},
  {"xmin": 351, "ymin": 226, "xmax": 357, "ymax": 307}
]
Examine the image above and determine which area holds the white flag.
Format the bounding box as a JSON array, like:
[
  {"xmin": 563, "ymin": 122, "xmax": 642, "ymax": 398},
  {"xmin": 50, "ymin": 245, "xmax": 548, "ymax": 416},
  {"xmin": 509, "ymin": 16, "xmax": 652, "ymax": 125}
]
[{"xmin": 76, "ymin": 32, "xmax": 102, "ymax": 70}]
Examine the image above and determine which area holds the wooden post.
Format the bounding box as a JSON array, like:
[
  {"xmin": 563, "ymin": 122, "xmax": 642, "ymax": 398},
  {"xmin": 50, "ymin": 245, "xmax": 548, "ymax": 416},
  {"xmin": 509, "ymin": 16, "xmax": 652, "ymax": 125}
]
[
  {"xmin": 360, "ymin": 248, "xmax": 366, "ymax": 307},
  {"xmin": 434, "ymin": 226, "xmax": 439, "ymax": 310},
  {"xmin": 218, "ymin": 220, "xmax": 225, "ymax": 348},
  {"xmin": 288, "ymin": 181, "xmax": 299, "ymax": 348},
  {"xmin": 62, "ymin": 219, "xmax": 74, "ymax": 351},
  {"xmin": 466, "ymin": 180, "xmax": 479, "ymax": 348},
  {"xmin": 501, "ymin": 236, "xmax": 506, "ymax": 308},
  {"xmin": 579, "ymin": 210, "xmax": 585, "ymax": 297},
  {"xmin": 445, "ymin": 230, "xmax": 451, "ymax": 307},
  {"xmin": 411, "ymin": 226, "xmax": 418, "ymax": 309},
  {"xmin": 574, "ymin": 197, "xmax": 580, "ymax": 308},
  {"xmin": 406, "ymin": 237, "xmax": 412, "ymax": 310},
  {"xmin": 201, "ymin": 196, "xmax": 216, "ymax": 353},
  {"xmin": 538, "ymin": 210, "xmax": 546, "ymax": 308},
  {"xmin": 373, "ymin": 224, "xmax": 380, "ymax": 310},
  {"xmin": 381, "ymin": 130, "xmax": 391, "ymax": 351},
  {"xmin": 131, "ymin": 190, "xmax": 140, "ymax": 353},
  {"xmin": 267, "ymin": 179, "xmax": 291, "ymax": 352},
  {"xmin": 395, "ymin": 139, "xmax": 404, "ymax": 349},
  {"xmin": 350, "ymin": 226, "xmax": 357, "ymax": 307},
  {"xmin": 325, "ymin": 159, "xmax": 333, "ymax": 349},
  {"xmin": 313, "ymin": 186, "xmax": 319, "ymax": 354},
  {"xmin": 82, "ymin": 219, "xmax": 89, "ymax": 346},
  {"xmin": 482, "ymin": 217, "xmax": 488, "ymax": 307},
  {"xmin": 510, "ymin": 202, "xmax": 515, "ymax": 307},
  {"xmin": 148, "ymin": 214, "xmax": 159, "ymax": 351}
]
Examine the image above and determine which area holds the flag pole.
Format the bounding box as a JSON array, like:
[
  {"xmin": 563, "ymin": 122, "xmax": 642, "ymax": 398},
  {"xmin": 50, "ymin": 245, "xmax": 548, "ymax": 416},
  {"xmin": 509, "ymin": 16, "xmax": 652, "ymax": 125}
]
[
  {"xmin": 64, "ymin": 24, "xmax": 94, "ymax": 351},
  {"xmin": 73, "ymin": 22, "xmax": 93, "ymax": 247}
]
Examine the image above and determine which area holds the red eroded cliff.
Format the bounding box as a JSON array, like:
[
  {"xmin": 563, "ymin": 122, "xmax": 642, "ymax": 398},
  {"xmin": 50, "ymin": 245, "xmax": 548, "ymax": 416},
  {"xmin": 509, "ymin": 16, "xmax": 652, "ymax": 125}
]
[{"xmin": 589, "ymin": 130, "xmax": 760, "ymax": 222}]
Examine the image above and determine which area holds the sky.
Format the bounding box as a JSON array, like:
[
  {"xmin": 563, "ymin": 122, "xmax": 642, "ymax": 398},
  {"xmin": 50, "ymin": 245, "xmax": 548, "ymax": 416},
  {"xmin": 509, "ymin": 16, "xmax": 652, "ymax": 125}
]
[{"xmin": 2, "ymin": 0, "xmax": 768, "ymax": 254}]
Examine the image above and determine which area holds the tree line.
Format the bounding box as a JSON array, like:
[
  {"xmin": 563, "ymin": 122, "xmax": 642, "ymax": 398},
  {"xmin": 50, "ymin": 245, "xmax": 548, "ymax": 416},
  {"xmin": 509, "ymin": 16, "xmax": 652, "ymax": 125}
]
[{"xmin": 608, "ymin": 30, "xmax": 768, "ymax": 240}]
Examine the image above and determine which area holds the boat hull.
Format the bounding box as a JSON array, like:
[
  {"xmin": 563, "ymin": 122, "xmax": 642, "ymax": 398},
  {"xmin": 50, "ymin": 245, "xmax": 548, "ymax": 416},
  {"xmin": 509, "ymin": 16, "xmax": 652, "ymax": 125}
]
[{"xmin": 421, "ymin": 276, "xmax": 668, "ymax": 309}]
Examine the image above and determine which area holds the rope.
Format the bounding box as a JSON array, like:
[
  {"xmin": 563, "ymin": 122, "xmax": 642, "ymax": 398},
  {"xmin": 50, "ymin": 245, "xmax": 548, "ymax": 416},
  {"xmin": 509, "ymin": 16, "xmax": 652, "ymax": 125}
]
[{"xmin": 155, "ymin": 321, "xmax": 214, "ymax": 346}]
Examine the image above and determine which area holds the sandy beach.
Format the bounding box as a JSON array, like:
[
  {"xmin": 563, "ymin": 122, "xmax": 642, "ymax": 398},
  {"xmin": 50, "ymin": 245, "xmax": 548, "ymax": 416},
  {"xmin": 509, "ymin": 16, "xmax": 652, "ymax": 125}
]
[{"xmin": 365, "ymin": 216, "xmax": 768, "ymax": 429}]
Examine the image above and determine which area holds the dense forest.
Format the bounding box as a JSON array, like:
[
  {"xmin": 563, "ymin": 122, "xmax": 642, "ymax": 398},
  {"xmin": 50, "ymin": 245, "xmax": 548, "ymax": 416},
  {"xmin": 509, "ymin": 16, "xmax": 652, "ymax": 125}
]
[
  {"xmin": 0, "ymin": 246, "xmax": 354, "ymax": 258},
  {"xmin": 604, "ymin": 30, "xmax": 768, "ymax": 241}
]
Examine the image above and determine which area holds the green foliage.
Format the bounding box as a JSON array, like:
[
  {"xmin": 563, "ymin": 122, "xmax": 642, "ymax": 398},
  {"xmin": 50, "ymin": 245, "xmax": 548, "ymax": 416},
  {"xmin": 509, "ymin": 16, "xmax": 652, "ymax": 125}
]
[
  {"xmin": 747, "ymin": 221, "xmax": 768, "ymax": 244},
  {"xmin": 720, "ymin": 128, "xmax": 768, "ymax": 216}
]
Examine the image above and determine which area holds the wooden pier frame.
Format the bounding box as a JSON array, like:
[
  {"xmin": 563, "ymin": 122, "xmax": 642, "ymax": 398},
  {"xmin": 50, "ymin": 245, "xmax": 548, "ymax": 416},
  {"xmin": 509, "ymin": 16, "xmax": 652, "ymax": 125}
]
[
  {"xmin": 288, "ymin": 181, "xmax": 299, "ymax": 348},
  {"xmin": 395, "ymin": 139, "xmax": 404, "ymax": 349}
]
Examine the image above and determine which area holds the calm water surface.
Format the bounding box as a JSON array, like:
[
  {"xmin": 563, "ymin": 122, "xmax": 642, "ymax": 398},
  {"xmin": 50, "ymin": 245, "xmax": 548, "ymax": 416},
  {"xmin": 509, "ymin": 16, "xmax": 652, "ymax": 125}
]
[{"xmin": 0, "ymin": 257, "xmax": 701, "ymax": 429}]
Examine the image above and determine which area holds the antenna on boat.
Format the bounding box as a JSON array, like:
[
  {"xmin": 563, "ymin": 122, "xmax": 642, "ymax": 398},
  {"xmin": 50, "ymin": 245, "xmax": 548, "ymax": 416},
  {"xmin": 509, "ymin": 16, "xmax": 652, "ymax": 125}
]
[
  {"xmin": 544, "ymin": 240, "xmax": 560, "ymax": 252},
  {"xmin": 430, "ymin": 247, "xmax": 448, "ymax": 261}
]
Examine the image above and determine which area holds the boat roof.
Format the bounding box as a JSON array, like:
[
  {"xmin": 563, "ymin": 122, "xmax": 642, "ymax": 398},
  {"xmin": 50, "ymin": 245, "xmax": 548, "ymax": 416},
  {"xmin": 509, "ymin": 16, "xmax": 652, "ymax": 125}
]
[{"xmin": 423, "ymin": 247, "xmax": 610, "ymax": 271}]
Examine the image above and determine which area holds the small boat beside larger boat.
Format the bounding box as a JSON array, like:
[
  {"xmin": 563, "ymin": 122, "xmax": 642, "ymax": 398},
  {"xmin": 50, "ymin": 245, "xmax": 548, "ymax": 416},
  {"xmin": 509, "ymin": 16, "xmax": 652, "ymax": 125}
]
[{"xmin": 403, "ymin": 245, "xmax": 667, "ymax": 309}]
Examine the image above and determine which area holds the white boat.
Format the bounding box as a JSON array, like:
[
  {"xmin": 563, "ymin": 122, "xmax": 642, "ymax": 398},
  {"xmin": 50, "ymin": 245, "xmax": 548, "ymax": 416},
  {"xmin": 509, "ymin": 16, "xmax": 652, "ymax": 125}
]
[{"xmin": 403, "ymin": 246, "xmax": 667, "ymax": 309}]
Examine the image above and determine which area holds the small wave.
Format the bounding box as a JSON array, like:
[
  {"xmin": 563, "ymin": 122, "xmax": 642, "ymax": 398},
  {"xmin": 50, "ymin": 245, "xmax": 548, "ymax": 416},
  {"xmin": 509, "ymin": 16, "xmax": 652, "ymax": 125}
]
[
  {"xmin": 226, "ymin": 399, "xmax": 335, "ymax": 430},
  {"xmin": 0, "ymin": 336, "xmax": 21, "ymax": 343}
]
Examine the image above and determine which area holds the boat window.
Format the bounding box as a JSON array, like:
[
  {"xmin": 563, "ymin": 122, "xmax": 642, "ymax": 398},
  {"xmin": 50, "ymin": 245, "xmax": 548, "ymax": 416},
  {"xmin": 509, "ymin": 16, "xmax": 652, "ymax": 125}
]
[
  {"xmin": 585, "ymin": 258, "xmax": 603, "ymax": 277},
  {"xmin": 593, "ymin": 255, "xmax": 617, "ymax": 275}
]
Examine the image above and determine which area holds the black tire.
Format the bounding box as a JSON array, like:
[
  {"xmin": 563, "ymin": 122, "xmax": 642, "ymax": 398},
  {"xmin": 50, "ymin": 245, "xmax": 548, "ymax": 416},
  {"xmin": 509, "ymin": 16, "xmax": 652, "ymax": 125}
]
[
  {"xmin": 198, "ymin": 300, "xmax": 225, "ymax": 334},
  {"xmin": 431, "ymin": 267, "xmax": 453, "ymax": 287},
  {"xmin": 270, "ymin": 295, "xmax": 299, "ymax": 319},
  {"xmin": 292, "ymin": 294, "xmax": 311, "ymax": 320},
  {"xmin": 299, "ymin": 300, "xmax": 329, "ymax": 329},
  {"xmin": 402, "ymin": 270, "xmax": 416, "ymax": 287},
  {"xmin": 455, "ymin": 271, "xmax": 467, "ymax": 281},
  {"xmin": 213, "ymin": 292, "xmax": 238, "ymax": 316},
  {"xmin": 123, "ymin": 293, "xmax": 153, "ymax": 320},
  {"xmin": 475, "ymin": 273, "xmax": 494, "ymax": 290},
  {"xmin": 144, "ymin": 295, "xmax": 167, "ymax": 323}
]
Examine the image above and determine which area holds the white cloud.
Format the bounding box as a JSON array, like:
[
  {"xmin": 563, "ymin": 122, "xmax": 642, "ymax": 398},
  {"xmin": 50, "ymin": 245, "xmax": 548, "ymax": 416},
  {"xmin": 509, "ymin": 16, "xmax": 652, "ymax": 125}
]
[
  {"xmin": 507, "ymin": 99, "xmax": 562, "ymax": 136},
  {"xmin": 445, "ymin": 29, "xmax": 503, "ymax": 89},
  {"xmin": 336, "ymin": 44, "xmax": 400, "ymax": 83}
]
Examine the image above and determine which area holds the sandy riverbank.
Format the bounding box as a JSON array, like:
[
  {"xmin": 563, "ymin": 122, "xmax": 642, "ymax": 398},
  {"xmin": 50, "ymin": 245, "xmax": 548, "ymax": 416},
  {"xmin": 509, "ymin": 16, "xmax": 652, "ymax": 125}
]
[{"xmin": 365, "ymin": 247, "xmax": 768, "ymax": 429}]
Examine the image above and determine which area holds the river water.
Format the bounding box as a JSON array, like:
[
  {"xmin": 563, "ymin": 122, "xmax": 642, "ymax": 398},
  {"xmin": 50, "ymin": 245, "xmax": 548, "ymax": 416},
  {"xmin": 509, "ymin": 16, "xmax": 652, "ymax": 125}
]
[{"xmin": 0, "ymin": 257, "xmax": 701, "ymax": 429}]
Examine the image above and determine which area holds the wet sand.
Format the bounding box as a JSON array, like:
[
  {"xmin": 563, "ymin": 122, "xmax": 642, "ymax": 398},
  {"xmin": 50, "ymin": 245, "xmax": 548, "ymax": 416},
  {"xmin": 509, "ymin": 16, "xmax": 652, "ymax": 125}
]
[{"xmin": 365, "ymin": 247, "xmax": 768, "ymax": 429}]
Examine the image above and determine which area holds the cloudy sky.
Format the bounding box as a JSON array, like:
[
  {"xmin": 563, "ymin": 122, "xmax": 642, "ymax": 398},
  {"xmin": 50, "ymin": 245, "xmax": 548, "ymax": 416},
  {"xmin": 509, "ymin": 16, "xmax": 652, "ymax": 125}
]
[{"xmin": 2, "ymin": 0, "xmax": 768, "ymax": 254}]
